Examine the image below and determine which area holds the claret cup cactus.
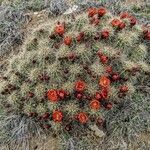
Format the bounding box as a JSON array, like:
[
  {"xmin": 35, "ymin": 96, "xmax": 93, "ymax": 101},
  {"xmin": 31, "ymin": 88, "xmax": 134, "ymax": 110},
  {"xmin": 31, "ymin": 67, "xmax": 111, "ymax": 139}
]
[{"xmin": 0, "ymin": 7, "xmax": 150, "ymax": 138}]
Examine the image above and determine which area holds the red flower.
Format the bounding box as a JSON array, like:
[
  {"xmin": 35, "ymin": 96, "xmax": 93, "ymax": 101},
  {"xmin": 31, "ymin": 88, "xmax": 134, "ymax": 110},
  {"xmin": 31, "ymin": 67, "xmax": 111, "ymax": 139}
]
[
  {"xmin": 79, "ymin": 32, "xmax": 84, "ymax": 38},
  {"xmin": 111, "ymin": 19, "xmax": 121, "ymax": 27},
  {"xmin": 97, "ymin": 49, "xmax": 103, "ymax": 56},
  {"xmin": 98, "ymin": 7, "xmax": 107, "ymax": 17},
  {"xmin": 120, "ymin": 12, "xmax": 130, "ymax": 19},
  {"xmin": 79, "ymin": 32, "xmax": 84, "ymax": 37},
  {"xmin": 90, "ymin": 99, "xmax": 101, "ymax": 110},
  {"xmin": 118, "ymin": 22, "xmax": 126, "ymax": 30},
  {"xmin": 42, "ymin": 112, "xmax": 50, "ymax": 120},
  {"xmin": 105, "ymin": 66, "xmax": 113, "ymax": 74},
  {"xmin": 105, "ymin": 102, "xmax": 113, "ymax": 110},
  {"xmin": 28, "ymin": 92, "xmax": 34, "ymax": 98},
  {"xmin": 120, "ymin": 86, "xmax": 128, "ymax": 92},
  {"xmin": 101, "ymin": 30, "xmax": 110, "ymax": 39},
  {"xmin": 47, "ymin": 89, "xmax": 59, "ymax": 102},
  {"xmin": 89, "ymin": 17, "xmax": 96, "ymax": 24},
  {"xmin": 99, "ymin": 54, "xmax": 108, "ymax": 64},
  {"xmin": 111, "ymin": 73, "xmax": 120, "ymax": 81},
  {"xmin": 94, "ymin": 18, "xmax": 100, "ymax": 26},
  {"xmin": 55, "ymin": 23, "xmax": 65, "ymax": 35},
  {"xmin": 78, "ymin": 112, "xmax": 88, "ymax": 124},
  {"xmin": 101, "ymin": 88, "xmax": 108, "ymax": 99},
  {"xmin": 64, "ymin": 36, "xmax": 72, "ymax": 45},
  {"xmin": 76, "ymin": 35, "xmax": 82, "ymax": 42},
  {"xmin": 99, "ymin": 76, "xmax": 110, "ymax": 88},
  {"xmin": 75, "ymin": 80, "xmax": 86, "ymax": 92},
  {"xmin": 76, "ymin": 32, "xmax": 84, "ymax": 42},
  {"xmin": 68, "ymin": 52, "xmax": 77, "ymax": 60},
  {"xmin": 52, "ymin": 110, "xmax": 63, "ymax": 122},
  {"xmin": 88, "ymin": 8, "xmax": 97, "ymax": 17},
  {"xmin": 112, "ymin": 73, "xmax": 120, "ymax": 81},
  {"xmin": 130, "ymin": 16, "xmax": 137, "ymax": 26},
  {"xmin": 96, "ymin": 117, "xmax": 104, "ymax": 126},
  {"xmin": 95, "ymin": 92, "xmax": 102, "ymax": 100},
  {"xmin": 57, "ymin": 89, "xmax": 66, "ymax": 99},
  {"xmin": 75, "ymin": 93, "xmax": 83, "ymax": 100},
  {"xmin": 94, "ymin": 33, "xmax": 100, "ymax": 40},
  {"xmin": 143, "ymin": 29, "xmax": 148, "ymax": 35},
  {"xmin": 144, "ymin": 32, "xmax": 150, "ymax": 41}
]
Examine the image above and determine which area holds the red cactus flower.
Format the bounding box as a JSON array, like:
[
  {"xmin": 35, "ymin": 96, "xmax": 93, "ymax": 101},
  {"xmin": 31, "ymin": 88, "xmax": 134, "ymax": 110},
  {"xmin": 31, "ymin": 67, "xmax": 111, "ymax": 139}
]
[
  {"xmin": 76, "ymin": 32, "xmax": 84, "ymax": 42},
  {"xmin": 118, "ymin": 22, "xmax": 126, "ymax": 30},
  {"xmin": 105, "ymin": 66, "xmax": 113, "ymax": 74},
  {"xmin": 98, "ymin": 7, "xmax": 107, "ymax": 17},
  {"xmin": 90, "ymin": 99, "xmax": 101, "ymax": 110},
  {"xmin": 94, "ymin": 33, "xmax": 100, "ymax": 40},
  {"xmin": 57, "ymin": 89, "xmax": 66, "ymax": 99},
  {"xmin": 143, "ymin": 29, "xmax": 148, "ymax": 34},
  {"xmin": 99, "ymin": 76, "xmax": 110, "ymax": 88},
  {"xmin": 78, "ymin": 112, "xmax": 88, "ymax": 124},
  {"xmin": 95, "ymin": 92, "xmax": 102, "ymax": 100},
  {"xmin": 64, "ymin": 36, "xmax": 72, "ymax": 45},
  {"xmin": 143, "ymin": 30, "xmax": 150, "ymax": 41},
  {"xmin": 88, "ymin": 8, "xmax": 97, "ymax": 17},
  {"xmin": 28, "ymin": 92, "xmax": 34, "ymax": 98},
  {"xmin": 130, "ymin": 16, "xmax": 137, "ymax": 26},
  {"xmin": 65, "ymin": 124, "xmax": 72, "ymax": 131},
  {"xmin": 111, "ymin": 19, "xmax": 121, "ymax": 27},
  {"xmin": 52, "ymin": 110, "xmax": 63, "ymax": 122},
  {"xmin": 101, "ymin": 88, "xmax": 108, "ymax": 99},
  {"xmin": 97, "ymin": 49, "xmax": 103, "ymax": 56},
  {"xmin": 145, "ymin": 33, "xmax": 150, "ymax": 40},
  {"xmin": 105, "ymin": 102, "xmax": 113, "ymax": 110},
  {"xmin": 79, "ymin": 31, "xmax": 85, "ymax": 37},
  {"xmin": 68, "ymin": 52, "xmax": 77, "ymax": 60},
  {"xmin": 75, "ymin": 80, "xmax": 86, "ymax": 92},
  {"xmin": 55, "ymin": 23, "xmax": 65, "ymax": 35},
  {"xmin": 94, "ymin": 18, "xmax": 100, "ymax": 26},
  {"xmin": 42, "ymin": 112, "xmax": 50, "ymax": 120},
  {"xmin": 76, "ymin": 35, "xmax": 82, "ymax": 42},
  {"xmin": 89, "ymin": 17, "xmax": 96, "ymax": 24},
  {"xmin": 120, "ymin": 85, "xmax": 129, "ymax": 92},
  {"xmin": 75, "ymin": 93, "xmax": 83, "ymax": 100},
  {"xmin": 100, "ymin": 54, "xmax": 109, "ymax": 64},
  {"xmin": 47, "ymin": 89, "xmax": 59, "ymax": 102},
  {"xmin": 96, "ymin": 117, "xmax": 104, "ymax": 126},
  {"xmin": 120, "ymin": 12, "xmax": 130, "ymax": 19},
  {"xmin": 101, "ymin": 30, "xmax": 110, "ymax": 39},
  {"xmin": 112, "ymin": 73, "xmax": 120, "ymax": 81}
]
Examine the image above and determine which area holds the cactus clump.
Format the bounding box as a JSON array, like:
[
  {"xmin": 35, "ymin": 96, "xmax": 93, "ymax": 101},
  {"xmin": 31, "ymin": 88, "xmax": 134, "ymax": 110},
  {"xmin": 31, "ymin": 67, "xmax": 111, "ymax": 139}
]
[{"xmin": 0, "ymin": 7, "xmax": 150, "ymax": 137}]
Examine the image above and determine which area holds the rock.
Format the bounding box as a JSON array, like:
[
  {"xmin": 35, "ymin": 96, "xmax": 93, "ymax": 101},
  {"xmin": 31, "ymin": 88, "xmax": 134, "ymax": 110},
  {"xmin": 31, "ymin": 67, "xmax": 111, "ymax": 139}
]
[
  {"xmin": 47, "ymin": 0, "xmax": 69, "ymax": 16},
  {"xmin": 89, "ymin": 125, "xmax": 105, "ymax": 138},
  {"xmin": 63, "ymin": 5, "xmax": 79, "ymax": 15}
]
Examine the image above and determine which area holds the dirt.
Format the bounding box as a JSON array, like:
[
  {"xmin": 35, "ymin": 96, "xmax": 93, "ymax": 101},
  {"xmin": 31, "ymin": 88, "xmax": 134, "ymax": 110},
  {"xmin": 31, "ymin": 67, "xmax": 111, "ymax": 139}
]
[
  {"xmin": 139, "ymin": 132, "xmax": 150, "ymax": 143},
  {"xmin": 30, "ymin": 136, "xmax": 60, "ymax": 150}
]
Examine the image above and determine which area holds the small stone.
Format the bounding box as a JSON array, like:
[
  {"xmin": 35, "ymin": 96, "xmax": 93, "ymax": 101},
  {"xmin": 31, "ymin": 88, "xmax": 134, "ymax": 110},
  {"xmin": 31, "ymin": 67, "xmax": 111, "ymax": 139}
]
[{"xmin": 89, "ymin": 125, "xmax": 105, "ymax": 138}]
